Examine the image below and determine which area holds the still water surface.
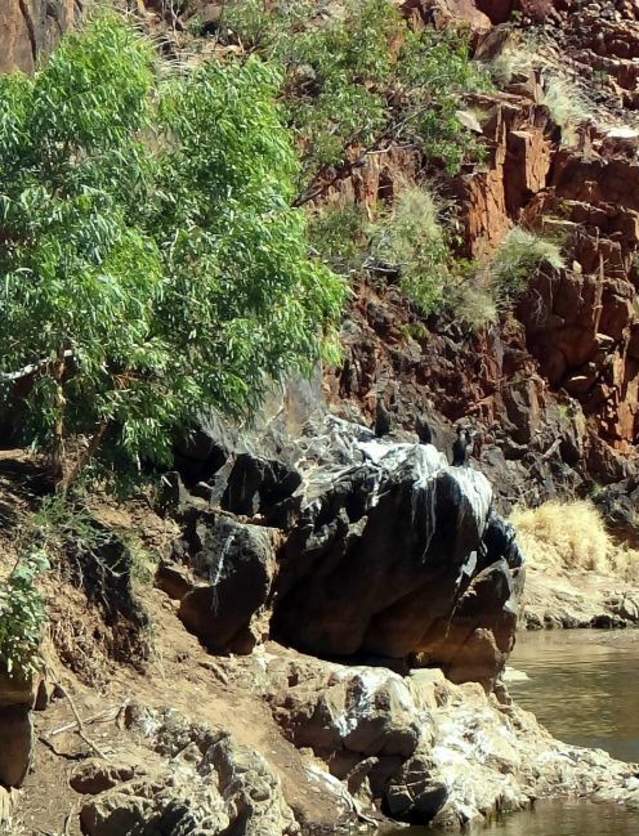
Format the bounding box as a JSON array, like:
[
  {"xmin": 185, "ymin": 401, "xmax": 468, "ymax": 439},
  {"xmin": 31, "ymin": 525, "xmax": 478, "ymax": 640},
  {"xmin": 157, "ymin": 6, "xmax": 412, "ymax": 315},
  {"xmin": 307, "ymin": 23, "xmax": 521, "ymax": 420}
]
[
  {"xmin": 379, "ymin": 799, "xmax": 639, "ymax": 836},
  {"xmin": 509, "ymin": 628, "xmax": 639, "ymax": 762},
  {"xmin": 379, "ymin": 629, "xmax": 639, "ymax": 836}
]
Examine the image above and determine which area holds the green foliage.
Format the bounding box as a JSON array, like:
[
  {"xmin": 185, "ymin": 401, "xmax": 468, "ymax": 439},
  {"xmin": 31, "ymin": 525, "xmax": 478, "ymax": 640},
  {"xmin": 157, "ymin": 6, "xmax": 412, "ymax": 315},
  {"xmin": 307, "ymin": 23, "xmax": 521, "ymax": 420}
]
[
  {"xmin": 371, "ymin": 185, "xmax": 450, "ymax": 315},
  {"xmin": 121, "ymin": 533, "xmax": 157, "ymax": 586},
  {"xmin": 35, "ymin": 494, "xmax": 156, "ymax": 585},
  {"xmin": 401, "ymin": 322, "xmax": 430, "ymax": 343},
  {"xmin": 491, "ymin": 226, "xmax": 565, "ymax": 302},
  {"xmin": 0, "ymin": 14, "xmax": 345, "ymax": 479},
  {"xmin": 33, "ymin": 495, "xmax": 103, "ymax": 551},
  {"xmin": 223, "ymin": 0, "xmax": 489, "ymax": 190},
  {"xmin": 308, "ymin": 183, "xmax": 498, "ymax": 330},
  {"xmin": 0, "ymin": 548, "xmax": 49, "ymax": 678},
  {"xmin": 308, "ymin": 203, "xmax": 369, "ymax": 275},
  {"xmin": 397, "ymin": 27, "xmax": 489, "ymax": 174}
]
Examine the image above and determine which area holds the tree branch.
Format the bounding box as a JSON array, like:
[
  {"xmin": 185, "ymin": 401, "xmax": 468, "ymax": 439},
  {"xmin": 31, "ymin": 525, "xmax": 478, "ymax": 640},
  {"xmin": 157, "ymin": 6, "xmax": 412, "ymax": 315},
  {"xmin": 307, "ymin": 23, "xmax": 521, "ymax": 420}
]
[
  {"xmin": 0, "ymin": 350, "xmax": 74, "ymax": 383},
  {"xmin": 293, "ymin": 104, "xmax": 431, "ymax": 208},
  {"xmin": 59, "ymin": 418, "xmax": 112, "ymax": 492}
]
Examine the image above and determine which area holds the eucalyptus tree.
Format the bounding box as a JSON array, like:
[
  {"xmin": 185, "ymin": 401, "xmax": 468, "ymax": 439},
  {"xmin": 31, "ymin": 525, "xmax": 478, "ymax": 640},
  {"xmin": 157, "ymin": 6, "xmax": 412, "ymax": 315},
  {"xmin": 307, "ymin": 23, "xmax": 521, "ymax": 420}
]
[{"xmin": 0, "ymin": 14, "xmax": 344, "ymax": 486}]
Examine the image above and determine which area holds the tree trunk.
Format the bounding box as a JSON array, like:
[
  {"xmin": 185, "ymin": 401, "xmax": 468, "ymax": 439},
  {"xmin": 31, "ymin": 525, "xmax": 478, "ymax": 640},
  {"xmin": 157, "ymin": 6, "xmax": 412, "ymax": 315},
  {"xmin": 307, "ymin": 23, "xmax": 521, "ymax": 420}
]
[
  {"xmin": 50, "ymin": 353, "xmax": 67, "ymax": 485},
  {"xmin": 59, "ymin": 418, "xmax": 111, "ymax": 492}
]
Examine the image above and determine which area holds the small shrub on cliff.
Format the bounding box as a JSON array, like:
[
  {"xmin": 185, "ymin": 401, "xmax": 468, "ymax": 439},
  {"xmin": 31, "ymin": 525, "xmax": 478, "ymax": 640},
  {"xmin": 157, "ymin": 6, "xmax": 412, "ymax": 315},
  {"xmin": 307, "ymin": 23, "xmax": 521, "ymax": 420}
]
[
  {"xmin": 449, "ymin": 276, "xmax": 498, "ymax": 330},
  {"xmin": 0, "ymin": 548, "xmax": 49, "ymax": 678},
  {"xmin": 488, "ymin": 43, "xmax": 535, "ymax": 87},
  {"xmin": 370, "ymin": 184, "xmax": 450, "ymax": 314},
  {"xmin": 490, "ymin": 227, "xmax": 565, "ymax": 304},
  {"xmin": 35, "ymin": 493, "xmax": 157, "ymax": 585},
  {"xmin": 510, "ymin": 500, "xmax": 639, "ymax": 581},
  {"xmin": 0, "ymin": 14, "xmax": 344, "ymax": 486},
  {"xmin": 308, "ymin": 203, "xmax": 369, "ymax": 275}
]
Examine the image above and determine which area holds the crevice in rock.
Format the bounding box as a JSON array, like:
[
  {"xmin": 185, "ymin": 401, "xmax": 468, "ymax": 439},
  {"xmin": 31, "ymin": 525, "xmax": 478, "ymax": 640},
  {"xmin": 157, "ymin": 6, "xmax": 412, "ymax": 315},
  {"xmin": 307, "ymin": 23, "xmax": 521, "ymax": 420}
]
[{"xmin": 17, "ymin": 0, "xmax": 37, "ymax": 65}]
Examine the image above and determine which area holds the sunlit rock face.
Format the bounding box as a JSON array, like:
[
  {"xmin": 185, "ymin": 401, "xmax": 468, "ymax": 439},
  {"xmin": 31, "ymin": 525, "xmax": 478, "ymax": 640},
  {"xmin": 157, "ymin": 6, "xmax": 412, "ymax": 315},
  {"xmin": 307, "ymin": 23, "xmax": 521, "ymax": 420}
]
[
  {"xmin": 0, "ymin": 1, "xmax": 77, "ymax": 74},
  {"xmin": 270, "ymin": 417, "xmax": 524, "ymax": 689}
]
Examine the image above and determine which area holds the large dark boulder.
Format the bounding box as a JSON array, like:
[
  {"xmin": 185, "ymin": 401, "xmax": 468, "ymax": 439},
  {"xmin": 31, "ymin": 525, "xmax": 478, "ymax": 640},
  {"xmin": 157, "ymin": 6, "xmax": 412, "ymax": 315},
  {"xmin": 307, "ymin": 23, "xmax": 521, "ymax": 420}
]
[
  {"xmin": 221, "ymin": 454, "xmax": 302, "ymax": 526},
  {"xmin": 166, "ymin": 513, "xmax": 279, "ymax": 654},
  {"xmin": 173, "ymin": 413, "xmax": 239, "ymax": 488},
  {"xmin": 270, "ymin": 417, "xmax": 524, "ymax": 687},
  {"xmin": 592, "ymin": 476, "xmax": 639, "ymax": 548},
  {"xmin": 163, "ymin": 416, "xmax": 524, "ymax": 686},
  {"xmin": 384, "ymin": 755, "xmax": 449, "ymax": 824}
]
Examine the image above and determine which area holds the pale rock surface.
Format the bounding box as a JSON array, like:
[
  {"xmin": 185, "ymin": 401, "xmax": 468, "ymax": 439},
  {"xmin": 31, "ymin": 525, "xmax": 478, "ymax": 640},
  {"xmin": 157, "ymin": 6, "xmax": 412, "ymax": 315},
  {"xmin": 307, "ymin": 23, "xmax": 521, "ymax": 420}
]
[{"xmin": 78, "ymin": 705, "xmax": 299, "ymax": 836}]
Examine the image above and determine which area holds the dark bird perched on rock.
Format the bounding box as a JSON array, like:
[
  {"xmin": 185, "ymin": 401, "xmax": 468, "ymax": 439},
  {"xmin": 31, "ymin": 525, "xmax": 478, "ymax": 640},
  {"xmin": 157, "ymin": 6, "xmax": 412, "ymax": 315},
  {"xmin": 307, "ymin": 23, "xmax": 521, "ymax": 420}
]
[
  {"xmin": 415, "ymin": 413, "xmax": 432, "ymax": 444},
  {"xmin": 452, "ymin": 427, "xmax": 473, "ymax": 467},
  {"xmin": 375, "ymin": 400, "xmax": 392, "ymax": 438}
]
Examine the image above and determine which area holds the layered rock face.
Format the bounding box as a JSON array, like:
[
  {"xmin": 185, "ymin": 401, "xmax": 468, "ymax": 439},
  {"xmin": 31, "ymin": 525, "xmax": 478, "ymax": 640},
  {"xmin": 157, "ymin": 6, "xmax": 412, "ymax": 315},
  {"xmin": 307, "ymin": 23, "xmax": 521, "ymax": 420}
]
[
  {"xmin": 323, "ymin": 1, "xmax": 639, "ymax": 508},
  {"xmin": 0, "ymin": 0, "xmax": 78, "ymax": 73}
]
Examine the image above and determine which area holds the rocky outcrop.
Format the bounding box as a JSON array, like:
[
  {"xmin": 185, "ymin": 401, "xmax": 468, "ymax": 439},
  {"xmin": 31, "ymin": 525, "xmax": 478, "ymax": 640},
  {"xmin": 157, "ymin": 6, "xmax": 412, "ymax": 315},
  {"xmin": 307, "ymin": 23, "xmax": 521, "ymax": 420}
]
[
  {"xmin": 272, "ymin": 419, "xmax": 523, "ymax": 689},
  {"xmin": 509, "ymin": 137, "xmax": 639, "ymax": 470},
  {"xmin": 0, "ymin": 0, "xmax": 77, "ymax": 74},
  {"xmin": 593, "ymin": 476, "xmax": 639, "ymax": 546},
  {"xmin": 522, "ymin": 565, "xmax": 639, "ymax": 628},
  {"xmin": 161, "ymin": 512, "xmax": 279, "ymax": 654},
  {"xmin": 76, "ymin": 705, "xmax": 299, "ymax": 836},
  {"xmin": 404, "ymin": 0, "xmax": 492, "ymax": 36},
  {"xmin": 164, "ymin": 415, "xmax": 524, "ymax": 688},
  {"xmin": 0, "ymin": 670, "xmax": 34, "ymax": 788},
  {"xmin": 53, "ymin": 644, "xmax": 639, "ymax": 834},
  {"xmin": 326, "ymin": 275, "xmax": 595, "ymax": 511},
  {"xmin": 456, "ymin": 89, "xmax": 555, "ymax": 261},
  {"xmin": 240, "ymin": 645, "xmax": 639, "ymax": 830},
  {"xmin": 457, "ymin": 3, "xmax": 639, "ymax": 466},
  {"xmin": 320, "ymin": 5, "xmax": 639, "ymax": 505}
]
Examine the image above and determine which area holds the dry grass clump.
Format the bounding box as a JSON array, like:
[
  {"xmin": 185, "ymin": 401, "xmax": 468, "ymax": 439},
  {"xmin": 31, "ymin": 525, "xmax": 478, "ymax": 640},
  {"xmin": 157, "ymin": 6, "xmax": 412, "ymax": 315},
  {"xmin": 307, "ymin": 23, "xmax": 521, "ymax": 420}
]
[
  {"xmin": 370, "ymin": 182, "xmax": 450, "ymax": 315},
  {"xmin": 541, "ymin": 76, "xmax": 590, "ymax": 145},
  {"xmin": 488, "ymin": 42, "xmax": 535, "ymax": 86},
  {"xmin": 510, "ymin": 500, "xmax": 639, "ymax": 582},
  {"xmin": 490, "ymin": 226, "xmax": 565, "ymax": 302}
]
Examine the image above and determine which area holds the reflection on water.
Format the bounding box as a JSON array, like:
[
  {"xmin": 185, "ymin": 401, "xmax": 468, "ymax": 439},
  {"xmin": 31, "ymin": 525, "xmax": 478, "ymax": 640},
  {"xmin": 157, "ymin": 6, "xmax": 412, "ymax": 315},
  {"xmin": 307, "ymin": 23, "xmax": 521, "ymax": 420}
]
[
  {"xmin": 376, "ymin": 629, "xmax": 639, "ymax": 836},
  {"xmin": 378, "ymin": 799, "xmax": 639, "ymax": 836},
  {"xmin": 508, "ymin": 628, "xmax": 639, "ymax": 762}
]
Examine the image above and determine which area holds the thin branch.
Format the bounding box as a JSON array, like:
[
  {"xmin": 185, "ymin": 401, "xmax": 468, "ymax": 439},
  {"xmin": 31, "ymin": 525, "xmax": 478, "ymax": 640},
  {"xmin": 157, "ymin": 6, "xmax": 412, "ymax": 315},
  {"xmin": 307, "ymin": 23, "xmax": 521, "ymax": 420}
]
[
  {"xmin": 38, "ymin": 734, "xmax": 88, "ymax": 761},
  {"xmin": 541, "ymin": 438, "xmax": 562, "ymax": 461},
  {"xmin": 59, "ymin": 418, "xmax": 112, "ymax": 492},
  {"xmin": 293, "ymin": 103, "xmax": 431, "ymax": 208},
  {"xmin": 48, "ymin": 704, "xmax": 122, "ymax": 737},
  {"xmin": 52, "ymin": 681, "xmax": 109, "ymax": 759}
]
